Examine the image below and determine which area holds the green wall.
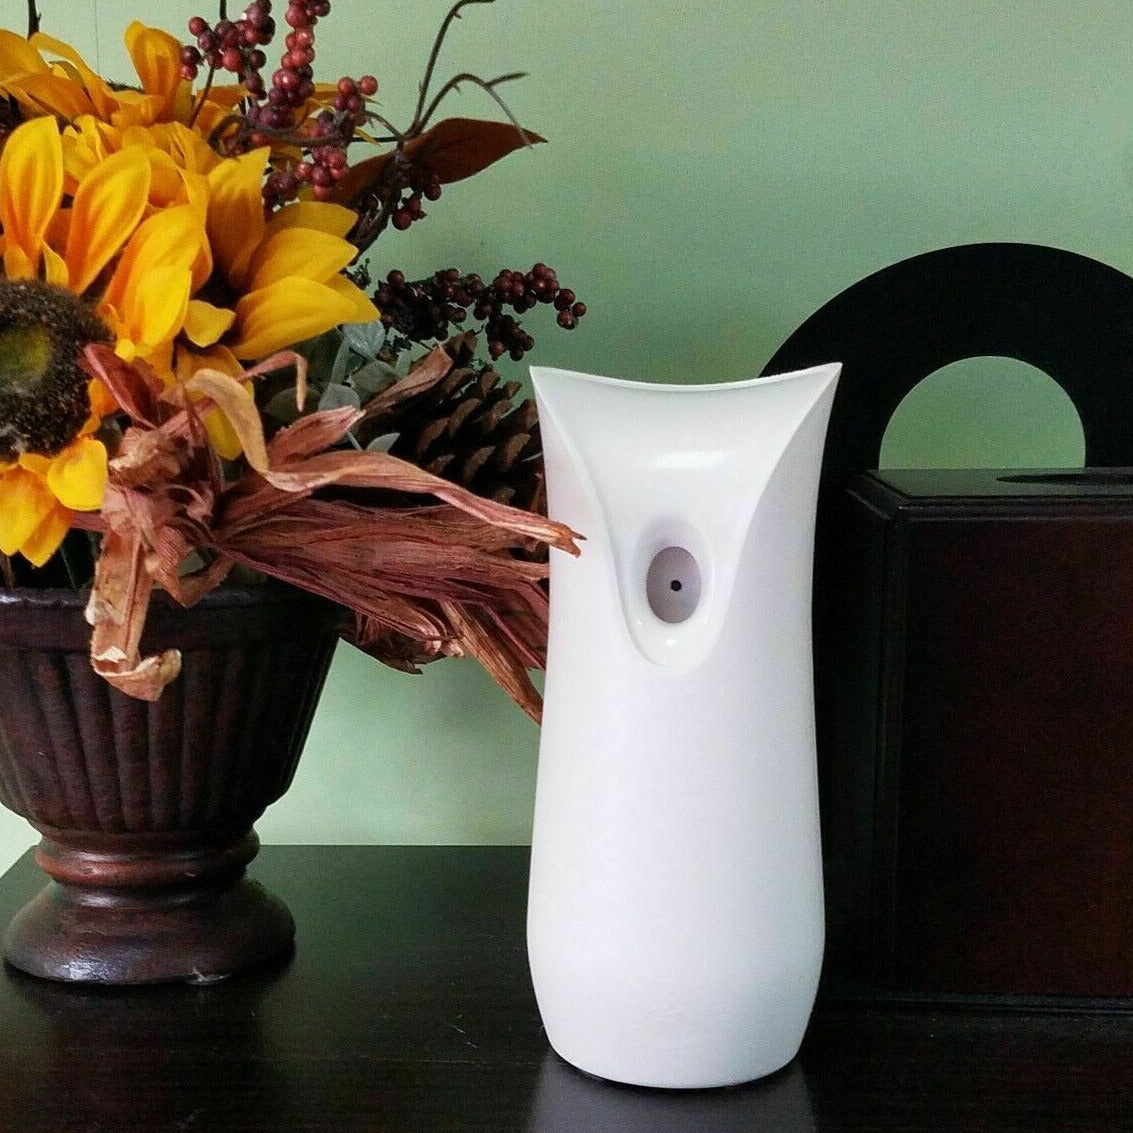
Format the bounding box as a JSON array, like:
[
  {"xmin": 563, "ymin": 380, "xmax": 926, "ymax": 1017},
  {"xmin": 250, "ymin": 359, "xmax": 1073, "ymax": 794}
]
[{"xmin": 1, "ymin": 0, "xmax": 1129, "ymax": 867}]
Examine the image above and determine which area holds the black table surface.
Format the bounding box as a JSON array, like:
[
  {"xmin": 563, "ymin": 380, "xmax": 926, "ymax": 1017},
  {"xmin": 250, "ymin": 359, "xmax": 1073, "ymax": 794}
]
[{"xmin": 1, "ymin": 845, "xmax": 1132, "ymax": 1132}]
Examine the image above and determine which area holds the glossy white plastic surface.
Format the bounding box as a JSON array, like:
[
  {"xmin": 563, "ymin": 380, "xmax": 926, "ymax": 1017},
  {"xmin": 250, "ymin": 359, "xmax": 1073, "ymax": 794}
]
[{"xmin": 527, "ymin": 362, "xmax": 840, "ymax": 1088}]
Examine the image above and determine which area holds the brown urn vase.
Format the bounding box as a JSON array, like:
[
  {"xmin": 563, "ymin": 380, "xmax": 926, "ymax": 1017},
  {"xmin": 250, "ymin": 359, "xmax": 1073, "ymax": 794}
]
[{"xmin": 0, "ymin": 584, "xmax": 339, "ymax": 984}]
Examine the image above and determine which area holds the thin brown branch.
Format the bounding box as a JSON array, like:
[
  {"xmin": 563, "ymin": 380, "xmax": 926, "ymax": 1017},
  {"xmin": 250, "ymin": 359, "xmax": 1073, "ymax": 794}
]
[
  {"xmin": 413, "ymin": 0, "xmax": 496, "ymax": 128},
  {"xmin": 0, "ymin": 553, "xmax": 15, "ymax": 589},
  {"xmin": 188, "ymin": 64, "xmax": 219, "ymax": 130},
  {"xmin": 25, "ymin": 0, "xmax": 39, "ymax": 37},
  {"xmin": 362, "ymin": 113, "xmax": 407, "ymax": 144},
  {"xmin": 417, "ymin": 72, "xmax": 530, "ymax": 140},
  {"xmin": 347, "ymin": 149, "xmax": 412, "ymax": 258},
  {"xmin": 257, "ymin": 122, "xmax": 358, "ymax": 149},
  {"xmin": 210, "ymin": 112, "xmax": 372, "ymax": 155}
]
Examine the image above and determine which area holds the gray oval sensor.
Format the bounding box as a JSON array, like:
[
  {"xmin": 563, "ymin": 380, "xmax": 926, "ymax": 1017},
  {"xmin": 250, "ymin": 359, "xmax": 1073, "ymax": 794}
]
[{"xmin": 646, "ymin": 546, "xmax": 702, "ymax": 623}]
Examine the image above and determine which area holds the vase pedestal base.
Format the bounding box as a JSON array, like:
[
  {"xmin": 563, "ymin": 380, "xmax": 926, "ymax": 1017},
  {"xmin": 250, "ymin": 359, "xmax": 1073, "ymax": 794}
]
[{"xmin": 1, "ymin": 830, "xmax": 295, "ymax": 984}]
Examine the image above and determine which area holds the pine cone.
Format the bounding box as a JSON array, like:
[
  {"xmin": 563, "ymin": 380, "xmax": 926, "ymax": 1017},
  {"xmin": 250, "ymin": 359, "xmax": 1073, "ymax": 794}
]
[
  {"xmin": 358, "ymin": 335, "xmax": 547, "ymax": 517},
  {"xmin": 345, "ymin": 336, "xmax": 551, "ymax": 674}
]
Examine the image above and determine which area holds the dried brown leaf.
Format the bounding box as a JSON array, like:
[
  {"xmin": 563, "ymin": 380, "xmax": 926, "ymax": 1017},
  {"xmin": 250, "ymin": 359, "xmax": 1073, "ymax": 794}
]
[
  {"xmin": 109, "ymin": 426, "xmax": 190, "ymax": 488},
  {"xmin": 169, "ymin": 555, "xmax": 234, "ymax": 606},
  {"xmin": 180, "ymin": 368, "xmax": 279, "ymax": 472},
  {"xmin": 82, "ymin": 344, "xmax": 164, "ymax": 426},
  {"xmin": 328, "ymin": 151, "xmax": 393, "ymax": 209},
  {"xmin": 346, "ymin": 614, "xmax": 457, "ymax": 672},
  {"xmin": 96, "ymin": 651, "xmax": 183, "ymax": 700},
  {"xmin": 76, "ymin": 351, "xmax": 579, "ymax": 717},
  {"xmin": 359, "ymin": 345, "xmax": 455, "ymax": 423},
  {"xmin": 256, "ymin": 448, "xmax": 580, "ymax": 551},
  {"xmin": 439, "ymin": 600, "xmax": 543, "ymax": 722},
  {"xmin": 86, "ymin": 529, "xmax": 182, "ymax": 701},
  {"xmin": 333, "ymin": 118, "xmax": 545, "ymax": 206},
  {"xmin": 267, "ymin": 406, "xmax": 360, "ymax": 463},
  {"xmin": 403, "ymin": 117, "xmax": 546, "ymax": 185}
]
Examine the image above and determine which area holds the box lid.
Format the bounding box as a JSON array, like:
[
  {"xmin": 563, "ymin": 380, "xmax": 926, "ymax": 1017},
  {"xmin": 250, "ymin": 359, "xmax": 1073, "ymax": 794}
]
[{"xmin": 865, "ymin": 467, "xmax": 1133, "ymax": 502}]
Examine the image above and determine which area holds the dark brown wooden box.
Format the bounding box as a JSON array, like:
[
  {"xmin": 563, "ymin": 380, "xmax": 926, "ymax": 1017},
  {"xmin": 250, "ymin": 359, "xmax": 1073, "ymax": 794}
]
[{"xmin": 823, "ymin": 467, "xmax": 1133, "ymax": 1001}]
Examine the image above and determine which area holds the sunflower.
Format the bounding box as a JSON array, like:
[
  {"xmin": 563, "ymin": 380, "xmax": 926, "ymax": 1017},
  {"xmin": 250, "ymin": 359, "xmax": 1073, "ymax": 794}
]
[
  {"xmin": 0, "ymin": 116, "xmax": 167, "ymax": 564},
  {"xmin": 195, "ymin": 146, "xmax": 376, "ymax": 361},
  {"xmin": 0, "ymin": 23, "xmax": 244, "ymax": 135},
  {"xmin": 44, "ymin": 120, "xmax": 376, "ymax": 387},
  {"xmin": 166, "ymin": 144, "xmax": 375, "ymax": 456},
  {"xmin": 0, "ymin": 110, "xmax": 376, "ymax": 559},
  {"xmin": 0, "ymin": 116, "xmax": 211, "ymax": 369},
  {"xmin": 0, "ymin": 279, "xmax": 116, "ymax": 566}
]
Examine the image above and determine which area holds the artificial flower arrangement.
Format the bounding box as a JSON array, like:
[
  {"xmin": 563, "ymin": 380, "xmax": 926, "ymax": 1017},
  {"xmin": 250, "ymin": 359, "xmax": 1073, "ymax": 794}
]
[{"xmin": 0, "ymin": 0, "xmax": 586, "ymax": 720}]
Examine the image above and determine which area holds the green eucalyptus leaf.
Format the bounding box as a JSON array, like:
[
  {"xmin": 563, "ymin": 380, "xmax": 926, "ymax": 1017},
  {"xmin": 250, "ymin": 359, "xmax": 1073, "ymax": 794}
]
[
  {"xmin": 318, "ymin": 383, "xmax": 361, "ymax": 411},
  {"xmin": 342, "ymin": 320, "xmax": 387, "ymax": 360},
  {"xmin": 350, "ymin": 358, "xmax": 399, "ymax": 395},
  {"xmin": 265, "ymin": 386, "xmax": 305, "ymax": 423},
  {"xmin": 295, "ymin": 328, "xmax": 343, "ymax": 375},
  {"xmin": 366, "ymin": 432, "xmax": 400, "ymax": 452},
  {"xmin": 331, "ymin": 335, "xmax": 355, "ymax": 383}
]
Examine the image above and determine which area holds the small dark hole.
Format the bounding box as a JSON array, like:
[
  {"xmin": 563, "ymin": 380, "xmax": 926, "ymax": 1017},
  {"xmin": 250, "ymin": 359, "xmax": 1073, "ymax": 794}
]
[{"xmin": 670, "ymin": 580, "xmax": 682, "ymax": 592}]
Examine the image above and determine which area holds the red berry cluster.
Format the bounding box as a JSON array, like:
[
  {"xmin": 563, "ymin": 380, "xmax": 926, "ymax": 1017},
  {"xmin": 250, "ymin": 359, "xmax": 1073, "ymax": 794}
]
[
  {"xmin": 491, "ymin": 265, "xmax": 587, "ymax": 334},
  {"xmin": 181, "ymin": 2, "xmax": 275, "ymax": 90},
  {"xmin": 264, "ymin": 109, "xmax": 343, "ymax": 202},
  {"xmin": 333, "ymin": 74, "xmax": 378, "ymax": 117},
  {"xmin": 182, "ymin": 1, "xmax": 378, "ymax": 205},
  {"xmin": 390, "ymin": 166, "xmax": 444, "ymax": 231},
  {"xmin": 375, "ymin": 265, "xmax": 586, "ymax": 364}
]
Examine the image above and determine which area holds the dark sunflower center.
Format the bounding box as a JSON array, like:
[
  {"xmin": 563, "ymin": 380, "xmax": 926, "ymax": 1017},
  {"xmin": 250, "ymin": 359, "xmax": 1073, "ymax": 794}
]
[
  {"xmin": 0, "ymin": 279, "xmax": 112, "ymax": 462},
  {"xmin": 0, "ymin": 324, "xmax": 52, "ymax": 394}
]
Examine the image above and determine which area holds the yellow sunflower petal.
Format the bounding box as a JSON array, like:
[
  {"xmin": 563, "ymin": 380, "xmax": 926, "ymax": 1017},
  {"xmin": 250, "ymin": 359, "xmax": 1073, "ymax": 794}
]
[
  {"xmin": 17, "ymin": 452, "xmax": 52, "ymax": 475},
  {"xmin": 42, "ymin": 243, "xmax": 69, "ymax": 287},
  {"xmin": 124, "ymin": 22, "xmax": 182, "ymax": 104},
  {"xmin": 206, "ymin": 148, "xmax": 269, "ymax": 288},
  {"xmin": 103, "ymin": 204, "xmax": 205, "ymax": 313},
  {"xmin": 62, "ymin": 116, "xmax": 117, "ymax": 186},
  {"xmin": 143, "ymin": 146, "xmax": 191, "ymax": 209},
  {"xmin": 325, "ymin": 273, "xmax": 382, "ymax": 324},
  {"xmin": 181, "ymin": 183, "xmax": 214, "ymax": 290},
  {"xmin": 203, "ymin": 395, "xmax": 249, "ymax": 460},
  {"xmin": 45, "ymin": 436, "xmax": 107, "ymax": 511},
  {"xmin": 124, "ymin": 265, "xmax": 192, "ymax": 356},
  {"xmin": 186, "ymin": 100, "xmax": 235, "ymax": 142},
  {"xmin": 0, "ymin": 245, "xmax": 33, "ymax": 278},
  {"xmin": 20, "ymin": 501, "xmax": 72, "ymax": 567},
  {"xmin": 183, "ymin": 299, "xmax": 236, "ymax": 347},
  {"xmin": 247, "ymin": 228, "xmax": 357, "ymax": 292},
  {"xmin": 162, "ymin": 122, "xmax": 221, "ymax": 175},
  {"xmin": 119, "ymin": 124, "xmax": 156, "ymax": 149},
  {"xmin": 263, "ymin": 200, "xmax": 358, "ymax": 240},
  {"xmin": 174, "ymin": 344, "xmax": 243, "ymax": 387},
  {"xmin": 168, "ymin": 84, "xmax": 244, "ymax": 138},
  {"xmin": 65, "ymin": 145, "xmax": 152, "ymax": 293},
  {"xmin": 232, "ymin": 276, "xmax": 362, "ymax": 360},
  {"xmin": 31, "ymin": 32, "xmax": 120, "ymax": 119},
  {"xmin": 144, "ymin": 341, "xmax": 176, "ymax": 385},
  {"xmin": 6, "ymin": 71, "xmax": 97, "ymax": 120},
  {"xmin": 110, "ymin": 145, "xmax": 213, "ymax": 284},
  {"xmin": 0, "ymin": 116, "xmax": 63, "ymax": 280},
  {"xmin": 106, "ymin": 89, "xmax": 147, "ymax": 129},
  {"xmin": 203, "ymin": 83, "xmax": 249, "ymax": 111},
  {"xmin": 88, "ymin": 377, "xmax": 120, "ymax": 420},
  {"xmin": 0, "ymin": 29, "xmax": 48, "ymax": 78},
  {"xmin": 0, "ymin": 466, "xmax": 55, "ymax": 556},
  {"xmin": 174, "ymin": 344, "xmax": 247, "ymax": 458},
  {"xmin": 178, "ymin": 168, "xmax": 212, "ymax": 218}
]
